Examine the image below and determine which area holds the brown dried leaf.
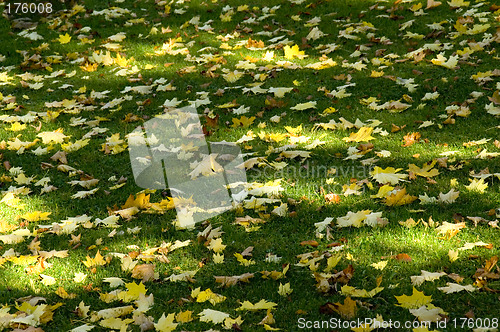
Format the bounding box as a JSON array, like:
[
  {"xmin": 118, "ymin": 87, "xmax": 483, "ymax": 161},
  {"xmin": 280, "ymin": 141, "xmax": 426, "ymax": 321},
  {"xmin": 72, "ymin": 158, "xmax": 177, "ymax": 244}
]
[
  {"xmin": 448, "ymin": 273, "xmax": 464, "ymax": 283},
  {"xmin": 300, "ymin": 240, "xmax": 319, "ymax": 247},
  {"xmin": 394, "ymin": 253, "xmax": 412, "ymax": 262},
  {"xmin": 131, "ymin": 264, "xmax": 156, "ymax": 282}
]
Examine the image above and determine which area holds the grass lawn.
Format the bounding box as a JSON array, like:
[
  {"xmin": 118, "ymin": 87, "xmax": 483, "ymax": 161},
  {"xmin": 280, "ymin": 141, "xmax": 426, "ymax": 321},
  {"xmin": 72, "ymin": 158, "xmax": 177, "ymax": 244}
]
[{"xmin": 0, "ymin": 0, "xmax": 499, "ymax": 331}]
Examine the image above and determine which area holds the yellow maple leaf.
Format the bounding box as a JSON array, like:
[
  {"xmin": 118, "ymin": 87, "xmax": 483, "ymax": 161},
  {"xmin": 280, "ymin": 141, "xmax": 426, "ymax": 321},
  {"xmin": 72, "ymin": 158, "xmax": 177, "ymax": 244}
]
[
  {"xmin": 155, "ymin": 313, "xmax": 178, "ymax": 332},
  {"xmin": 224, "ymin": 316, "xmax": 244, "ymax": 329},
  {"xmin": 465, "ymin": 178, "xmax": 488, "ymax": 193},
  {"xmin": 20, "ymin": 211, "xmax": 51, "ymax": 222},
  {"xmin": 410, "ymin": 2, "xmax": 423, "ymax": 11},
  {"xmin": 370, "ymin": 184, "xmax": 394, "ymax": 198},
  {"xmin": 193, "ymin": 288, "xmax": 226, "ymax": 305},
  {"xmin": 37, "ymin": 129, "xmax": 69, "ymax": 145},
  {"xmin": 410, "ymin": 271, "xmax": 447, "ymax": 286},
  {"xmin": 55, "ymin": 286, "xmax": 76, "ymax": 299},
  {"xmin": 122, "ymin": 193, "xmax": 150, "ymax": 209},
  {"xmin": 100, "ymin": 317, "xmax": 134, "ymax": 330},
  {"xmin": 234, "ymin": 253, "xmax": 255, "ymax": 266},
  {"xmin": 448, "ymin": 0, "xmax": 469, "ymax": 7},
  {"xmin": 322, "ymin": 107, "xmax": 337, "ymax": 115},
  {"xmin": 14, "ymin": 173, "xmax": 34, "ymax": 185},
  {"xmin": 40, "ymin": 274, "xmax": 57, "ymax": 286},
  {"xmin": 7, "ymin": 122, "xmax": 26, "ymax": 131},
  {"xmin": 268, "ymin": 133, "xmax": 287, "ymax": 143},
  {"xmin": 7, "ymin": 137, "xmax": 38, "ymax": 152},
  {"xmin": 9, "ymin": 255, "xmax": 38, "ymax": 266},
  {"xmin": 385, "ymin": 188, "xmax": 417, "ymax": 206},
  {"xmin": 327, "ymin": 296, "xmax": 358, "ymax": 319},
  {"xmin": 370, "ymin": 167, "xmax": 408, "ymax": 185},
  {"xmin": 262, "ymin": 50, "xmax": 274, "ymax": 61},
  {"xmin": 214, "ymin": 273, "xmax": 254, "ymax": 287},
  {"xmin": 263, "ymin": 324, "xmax": 281, "ymax": 330},
  {"xmin": 198, "ymin": 309, "xmax": 230, "ymax": 324},
  {"xmin": 431, "ymin": 54, "xmax": 458, "ymax": 69},
  {"xmin": 454, "ymin": 21, "xmax": 467, "ymax": 34},
  {"xmin": 73, "ymin": 272, "xmax": 87, "ymax": 283},
  {"xmin": 409, "ymin": 304, "xmax": 445, "ymax": 322},
  {"xmin": 324, "ymin": 254, "xmax": 341, "ymax": 272},
  {"xmin": 93, "ymin": 51, "xmax": 114, "ymax": 66},
  {"xmin": 222, "ymin": 70, "xmax": 244, "ymax": 83},
  {"xmin": 336, "ymin": 210, "xmax": 371, "ymax": 227},
  {"xmin": 371, "ymin": 260, "xmax": 388, "ymax": 270},
  {"xmin": 395, "ymin": 287, "xmax": 432, "ymax": 309},
  {"xmin": 232, "ymin": 116, "xmax": 256, "ymax": 128},
  {"xmin": 176, "ymin": 310, "xmax": 193, "ymax": 323},
  {"xmin": 80, "ymin": 62, "xmax": 98, "ymax": 72},
  {"xmin": 290, "ymin": 101, "xmax": 316, "ymax": 111},
  {"xmin": 0, "ymin": 219, "xmax": 18, "ymax": 233},
  {"xmin": 408, "ymin": 160, "xmax": 439, "ymax": 178},
  {"xmin": 283, "ymin": 44, "xmax": 305, "ymax": 60},
  {"xmin": 435, "ymin": 221, "xmax": 466, "ymax": 239},
  {"xmin": 0, "ymin": 192, "xmax": 25, "ymax": 209},
  {"xmin": 343, "ymin": 127, "xmax": 375, "ymax": 142},
  {"xmin": 61, "ymin": 138, "xmax": 90, "ymax": 152},
  {"xmin": 82, "ymin": 250, "xmax": 107, "ymax": 268},
  {"xmin": 448, "ymin": 249, "xmax": 459, "ymax": 262},
  {"xmin": 278, "ymin": 282, "xmax": 293, "ymax": 296},
  {"xmin": 58, "ymin": 33, "xmax": 72, "ymax": 44},
  {"xmin": 118, "ymin": 282, "xmax": 147, "ymax": 302},
  {"xmin": 269, "ymin": 87, "xmax": 293, "ymax": 98},
  {"xmin": 71, "ymin": 188, "xmax": 99, "ymax": 199},
  {"xmin": 399, "ymin": 218, "xmax": 419, "ymax": 228},
  {"xmin": 370, "ymin": 70, "xmax": 384, "ymax": 78},
  {"xmin": 236, "ymin": 299, "xmax": 277, "ymax": 311},
  {"xmin": 261, "ymin": 266, "xmax": 289, "ymax": 280},
  {"xmin": 102, "ymin": 133, "xmax": 127, "ymax": 154},
  {"xmin": 208, "ymin": 238, "xmax": 226, "ymax": 253},
  {"xmin": 115, "ymin": 53, "xmax": 130, "ymax": 67},
  {"xmin": 213, "ymin": 253, "xmax": 224, "ymax": 264},
  {"xmin": 341, "ymin": 285, "xmax": 384, "ymax": 298}
]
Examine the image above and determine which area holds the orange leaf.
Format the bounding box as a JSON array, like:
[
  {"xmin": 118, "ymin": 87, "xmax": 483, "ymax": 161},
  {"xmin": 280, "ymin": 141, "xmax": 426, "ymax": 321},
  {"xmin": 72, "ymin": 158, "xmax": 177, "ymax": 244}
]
[
  {"xmin": 25, "ymin": 257, "xmax": 50, "ymax": 275},
  {"xmin": 324, "ymin": 193, "xmax": 341, "ymax": 203},
  {"xmin": 246, "ymin": 38, "xmax": 264, "ymax": 49},
  {"xmin": 394, "ymin": 253, "xmax": 412, "ymax": 262},
  {"xmin": 402, "ymin": 132, "xmax": 421, "ymax": 147},
  {"xmin": 80, "ymin": 62, "xmax": 98, "ymax": 72}
]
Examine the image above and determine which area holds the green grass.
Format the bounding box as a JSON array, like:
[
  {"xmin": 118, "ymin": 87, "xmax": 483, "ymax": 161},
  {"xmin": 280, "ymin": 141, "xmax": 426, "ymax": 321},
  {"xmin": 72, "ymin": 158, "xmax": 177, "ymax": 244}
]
[{"xmin": 0, "ymin": 0, "xmax": 499, "ymax": 331}]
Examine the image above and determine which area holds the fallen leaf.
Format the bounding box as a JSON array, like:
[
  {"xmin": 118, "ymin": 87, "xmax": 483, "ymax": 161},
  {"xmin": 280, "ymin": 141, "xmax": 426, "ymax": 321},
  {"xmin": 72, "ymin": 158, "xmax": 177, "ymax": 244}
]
[
  {"xmin": 320, "ymin": 297, "xmax": 357, "ymax": 319},
  {"xmin": 395, "ymin": 287, "xmax": 432, "ymax": 309}
]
